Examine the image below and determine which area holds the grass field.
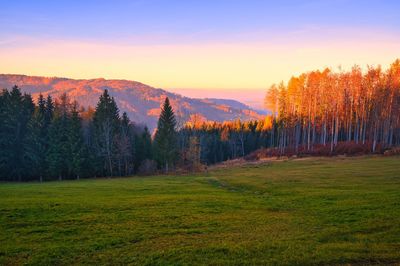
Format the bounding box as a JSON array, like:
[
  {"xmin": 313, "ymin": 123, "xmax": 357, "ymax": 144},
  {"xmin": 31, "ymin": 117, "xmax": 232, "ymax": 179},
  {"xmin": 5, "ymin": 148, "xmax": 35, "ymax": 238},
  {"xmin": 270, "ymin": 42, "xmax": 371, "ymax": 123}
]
[{"xmin": 1, "ymin": 156, "xmax": 399, "ymax": 265}]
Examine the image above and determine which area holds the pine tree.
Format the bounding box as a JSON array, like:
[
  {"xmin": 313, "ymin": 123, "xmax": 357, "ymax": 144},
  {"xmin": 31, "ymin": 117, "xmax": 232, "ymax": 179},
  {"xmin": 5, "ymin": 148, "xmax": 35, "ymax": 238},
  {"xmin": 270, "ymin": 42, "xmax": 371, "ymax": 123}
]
[
  {"xmin": 141, "ymin": 127, "xmax": 152, "ymax": 161},
  {"xmin": 135, "ymin": 126, "xmax": 152, "ymax": 171},
  {"xmin": 68, "ymin": 102, "xmax": 85, "ymax": 180},
  {"xmin": 44, "ymin": 95, "xmax": 54, "ymax": 129},
  {"xmin": 46, "ymin": 94, "xmax": 71, "ymax": 180},
  {"xmin": 116, "ymin": 112, "xmax": 133, "ymax": 176},
  {"xmin": 0, "ymin": 86, "xmax": 35, "ymax": 181},
  {"xmin": 24, "ymin": 96, "xmax": 47, "ymax": 182},
  {"xmin": 153, "ymin": 97, "xmax": 177, "ymax": 173},
  {"xmin": 92, "ymin": 89, "xmax": 120, "ymax": 177},
  {"xmin": 0, "ymin": 89, "xmax": 10, "ymax": 180},
  {"xmin": 46, "ymin": 116, "xmax": 65, "ymax": 180}
]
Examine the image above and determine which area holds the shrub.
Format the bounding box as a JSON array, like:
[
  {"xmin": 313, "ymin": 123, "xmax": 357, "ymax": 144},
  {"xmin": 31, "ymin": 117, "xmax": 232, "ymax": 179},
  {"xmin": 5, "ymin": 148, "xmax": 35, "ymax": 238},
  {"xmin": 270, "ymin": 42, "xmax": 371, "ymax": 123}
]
[
  {"xmin": 384, "ymin": 146, "xmax": 400, "ymax": 156},
  {"xmin": 244, "ymin": 141, "xmax": 391, "ymax": 160}
]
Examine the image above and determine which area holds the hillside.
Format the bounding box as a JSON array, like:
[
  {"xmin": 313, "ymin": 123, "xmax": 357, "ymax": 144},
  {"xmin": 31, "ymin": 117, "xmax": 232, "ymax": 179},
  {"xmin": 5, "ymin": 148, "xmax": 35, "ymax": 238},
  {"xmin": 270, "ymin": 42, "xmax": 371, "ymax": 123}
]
[
  {"xmin": 205, "ymin": 98, "xmax": 269, "ymax": 115},
  {"xmin": 0, "ymin": 74, "xmax": 263, "ymax": 130}
]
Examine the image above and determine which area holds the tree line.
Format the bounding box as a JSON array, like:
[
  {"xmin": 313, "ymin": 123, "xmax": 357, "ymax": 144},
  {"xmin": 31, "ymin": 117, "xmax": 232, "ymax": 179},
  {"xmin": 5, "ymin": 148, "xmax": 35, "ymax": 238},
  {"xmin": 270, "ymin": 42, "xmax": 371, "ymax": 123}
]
[
  {"xmin": 0, "ymin": 85, "xmax": 275, "ymax": 181},
  {"xmin": 1, "ymin": 59, "xmax": 399, "ymax": 181}
]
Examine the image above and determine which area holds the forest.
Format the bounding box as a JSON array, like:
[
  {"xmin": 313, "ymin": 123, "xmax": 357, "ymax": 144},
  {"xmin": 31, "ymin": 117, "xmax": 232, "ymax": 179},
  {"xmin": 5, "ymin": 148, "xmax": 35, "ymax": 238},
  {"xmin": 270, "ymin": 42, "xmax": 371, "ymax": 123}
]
[
  {"xmin": 1, "ymin": 60, "xmax": 400, "ymax": 181},
  {"xmin": 0, "ymin": 88, "xmax": 153, "ymax": 181},
  {"xmin": 264, "ymin": 59, "xmax": 400, "ymax": 154}
]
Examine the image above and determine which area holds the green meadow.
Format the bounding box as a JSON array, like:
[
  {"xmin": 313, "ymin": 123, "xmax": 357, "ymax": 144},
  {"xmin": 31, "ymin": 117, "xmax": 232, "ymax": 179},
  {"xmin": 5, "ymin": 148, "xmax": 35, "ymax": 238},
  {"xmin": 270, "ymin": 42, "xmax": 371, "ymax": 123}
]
[{"xmin": 1, "ymin": 156, "xmax": 399, "ymax": 265}]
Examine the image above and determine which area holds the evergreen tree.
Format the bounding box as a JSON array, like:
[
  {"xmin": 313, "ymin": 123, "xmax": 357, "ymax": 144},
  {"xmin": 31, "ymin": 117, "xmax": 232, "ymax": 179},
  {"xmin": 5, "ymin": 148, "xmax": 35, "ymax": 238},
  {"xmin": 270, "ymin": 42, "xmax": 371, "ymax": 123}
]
[
  {"xmin": 92, "ymin": 89, "xmax": 120, "ymax": 177},
  {"xmin": 116, "ymin": 112, "xmax": 133, "ymax": 176},
  {"xmin": 0, "ymin": 86, "xmax": 34, "ymax": 181},
  {"xmin": 37, "ymin": 94, "xmax": 46, "ymax": 116},
  {"xmin": 141, "ymin": 127, "xmax": 152, "ymax": 161},
  {"xmin": 46, "ymin": 117, "xmax": 65, "ymax": 180},
  {"xmin": 46, "ymin": 94, "xmax": 71, "ymax": 180},
  {"xmin": 24, "ymin": 97, "xmax": 47, "ymax": 181},
  {"xmin": 25, "ymin": 94, "xmax": 55, "ymax": 181},
  {"xmin": 135, "ymin": 126, "xmax": 152, "ymax": 171},
  {"xmin": 0, "ymin": 89, "xmax": 10, "ymax": 180},
  {"xmin": 76, "ymin": 106, "xmax": 97, "ymax": 177},
  {"xmin": 68, "ymin": 102, "xmax": 85, "ymax": 180},
  {"xmin": 44, "ymin": 95, "xmax": 54, "ymax": 129},
  {"xmin": 153, "ymin": 97, "xmax": 177, "ymax": 173},
  {"xmin": 0, "ymin": 90, "xmax": 7, "ymax": 180}
]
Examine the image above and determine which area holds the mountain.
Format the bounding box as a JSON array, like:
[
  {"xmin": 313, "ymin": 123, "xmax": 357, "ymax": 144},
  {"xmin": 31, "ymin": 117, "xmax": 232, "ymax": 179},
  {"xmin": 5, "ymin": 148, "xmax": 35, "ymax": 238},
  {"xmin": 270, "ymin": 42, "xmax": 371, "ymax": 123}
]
[
  {"xmin": 204, "ymin": 98, "xmax": 270, "ymax": 115},
  {"xmin": 204, "ymin": 98, "xmax": 254, "ymax": 110},
  {"xmin": 0, "ymin": 74, "xmax": 264, "ymax": 130}
]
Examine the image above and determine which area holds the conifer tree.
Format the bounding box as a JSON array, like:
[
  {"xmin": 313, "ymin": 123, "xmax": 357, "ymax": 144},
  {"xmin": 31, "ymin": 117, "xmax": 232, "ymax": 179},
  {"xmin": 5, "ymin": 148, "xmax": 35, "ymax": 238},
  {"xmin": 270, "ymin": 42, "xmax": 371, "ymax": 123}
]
[
  {"xmin": 116, "ymin": 112, "xmax": 133, "ymax": 176},
  {"xmin": 46, "ymin": 94, "xmax": 71, "ymax": 180},
  {"xmin": 68, "ymin": 102, "xmax": 85, "ymax": 180},
  {"xmin": 46, "ymin": 116, "xmax": 66, "ymax": 180},
  {"xmin": 141, "ymin": 127, "xmax": 152, "ymax": 161},
  {"xmin": 0, "ymin": 89, "xmax": 9, "ymax": 180},
  {"xmin": 24, "ymin": 95, "xmax": 47, "ymax": 181},
  {"xmin": 135, "ymin": 126, "xmax": 152, "ymax": 170},
  {"xmin": 153, "ymin": 97, "xmax": 177, "ymax": 173},
  {"xmin": 44, "ymin": 95, "xmax": 54, "ymax": 129},
  {"xmin": 0, "ymin": 86, "xmax": 35, "ymax": 181},
  {"xmin": 92, "ymin": 89, "xmax": 120, "ymax": 176}
]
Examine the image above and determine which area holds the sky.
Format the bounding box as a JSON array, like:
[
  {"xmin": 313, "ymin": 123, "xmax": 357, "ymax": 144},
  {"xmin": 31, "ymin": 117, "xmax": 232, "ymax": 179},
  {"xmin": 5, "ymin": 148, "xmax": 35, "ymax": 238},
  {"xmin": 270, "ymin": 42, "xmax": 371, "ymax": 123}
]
[{"xmin": 0, "ymin": 0, "xmax": 399, "ymax": 108}]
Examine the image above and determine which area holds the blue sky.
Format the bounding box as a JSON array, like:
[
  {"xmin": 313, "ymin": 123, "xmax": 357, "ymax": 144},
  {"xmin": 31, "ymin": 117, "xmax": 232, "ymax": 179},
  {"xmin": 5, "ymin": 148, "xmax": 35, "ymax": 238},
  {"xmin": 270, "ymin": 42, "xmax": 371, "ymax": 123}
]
[
  {"xmin": 1, "ymin": 0, "xmax": 399, "ymax": 44},
  {"xmin": 0, "ymin": 0, "xmax": 399, "ymax": 108}
]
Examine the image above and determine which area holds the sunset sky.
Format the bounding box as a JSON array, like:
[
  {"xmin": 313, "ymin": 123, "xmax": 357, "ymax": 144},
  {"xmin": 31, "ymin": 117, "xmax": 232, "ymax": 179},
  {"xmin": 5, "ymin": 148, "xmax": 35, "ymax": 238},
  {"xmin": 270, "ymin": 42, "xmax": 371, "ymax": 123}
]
[{"xmin": 1, "ymin": 0, "xmax": 399, "ymax": 108}]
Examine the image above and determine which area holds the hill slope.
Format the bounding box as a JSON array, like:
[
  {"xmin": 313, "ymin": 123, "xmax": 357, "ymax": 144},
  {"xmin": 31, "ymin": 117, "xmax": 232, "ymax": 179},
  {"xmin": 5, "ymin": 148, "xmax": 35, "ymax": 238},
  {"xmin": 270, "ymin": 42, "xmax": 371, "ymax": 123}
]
[{"xmin": 0, "ymin": 74, "xmax": 263, "ymax": 130}]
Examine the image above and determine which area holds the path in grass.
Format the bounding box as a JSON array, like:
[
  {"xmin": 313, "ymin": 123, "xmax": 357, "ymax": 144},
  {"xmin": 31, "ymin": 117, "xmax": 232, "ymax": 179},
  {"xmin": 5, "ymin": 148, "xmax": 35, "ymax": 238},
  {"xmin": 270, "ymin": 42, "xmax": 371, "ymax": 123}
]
[{"xmin": 0, "ymin": 156, "xmax": 399, "ymax": 265}]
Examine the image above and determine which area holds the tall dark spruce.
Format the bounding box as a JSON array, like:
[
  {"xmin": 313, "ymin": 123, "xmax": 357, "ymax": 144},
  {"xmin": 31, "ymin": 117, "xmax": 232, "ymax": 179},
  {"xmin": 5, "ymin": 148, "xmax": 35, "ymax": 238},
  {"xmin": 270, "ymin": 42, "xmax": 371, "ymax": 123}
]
[
  {"xmin": 116, "ymin": 112, "xmax": 133, "ymax": 176},
  {"xmin": 153, "ymin": 97, "xmax": 178, "ymax": 173},
  {"xmin": 68, "ymin": 103, "xmax": 85, "ymax": 180},
  {"xmin": 92, "ymin": 89, "xmax": 120, "ymax": 177},
  {"xmin": 24, "ymin": 94, "xmax": 47, "ymax": 181},
  {"xmin": 46, "ymin": 94, "xmax": 70, "ymax": 180},
  {"xmin": 0, "ymin": 86, "xmax": 35, "ymax": 181}
]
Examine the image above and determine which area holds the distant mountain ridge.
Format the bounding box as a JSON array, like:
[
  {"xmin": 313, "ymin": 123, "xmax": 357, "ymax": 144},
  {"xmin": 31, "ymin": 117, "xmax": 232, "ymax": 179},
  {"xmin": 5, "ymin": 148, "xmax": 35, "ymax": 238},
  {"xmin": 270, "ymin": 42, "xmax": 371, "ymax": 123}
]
[
  {"xmin": 204, "ymin": 98, "xmax": 253, "ymax": 110},
  {"xmin": 204, "ymin": 98, "xmax": 269, "ymax": 115},
  {"xmin": 0, "ymin": 74, "xmax": 263, "ymax": 130}
]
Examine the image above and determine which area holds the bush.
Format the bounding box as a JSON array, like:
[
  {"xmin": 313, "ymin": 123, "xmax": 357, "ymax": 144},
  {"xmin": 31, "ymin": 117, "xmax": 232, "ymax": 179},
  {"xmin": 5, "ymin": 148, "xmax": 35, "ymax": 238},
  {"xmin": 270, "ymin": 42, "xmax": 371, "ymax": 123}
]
[
  {"xmin": 333, "ymin": 142, "xmax": 371, "ymax": 155},
  {"xmin": 244, "ymin": 141, "xmax": 391, "ymax": 160},
  {"xmin": 384, "ymin": 146, "xmax": 400, "ymax": 156}
]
